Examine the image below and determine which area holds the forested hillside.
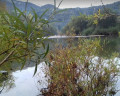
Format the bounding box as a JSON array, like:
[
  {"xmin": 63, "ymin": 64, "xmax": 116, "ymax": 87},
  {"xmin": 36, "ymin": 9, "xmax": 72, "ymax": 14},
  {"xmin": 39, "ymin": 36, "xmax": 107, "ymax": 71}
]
[{"xmin": 2, "ymin": 0, "xmax": 120, "ymax": 33}]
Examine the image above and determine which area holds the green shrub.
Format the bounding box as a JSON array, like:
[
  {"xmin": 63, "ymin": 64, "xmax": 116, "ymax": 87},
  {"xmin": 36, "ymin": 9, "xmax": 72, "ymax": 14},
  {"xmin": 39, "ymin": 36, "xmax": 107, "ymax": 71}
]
[
  {"xmin": 62, "ymin": 14, "xmax": 88, "ymax": 35},
  {"xmin": 62, "ymin": 11, "xmax": 119, "ymax": 36},
  {"xmin": 93, "ymin": 26, "xmax": 119, "ymax": 36},
  {"xmin": 0, "ymin": 3, "xmax": 50, "ymax": 72},
  {"xmin": 82, "ymin": 27, "xmax": 94, "ymax": 35},
  {"xmin": 41, "ymin": 39, "xmax": 120, "ymax": 96}
]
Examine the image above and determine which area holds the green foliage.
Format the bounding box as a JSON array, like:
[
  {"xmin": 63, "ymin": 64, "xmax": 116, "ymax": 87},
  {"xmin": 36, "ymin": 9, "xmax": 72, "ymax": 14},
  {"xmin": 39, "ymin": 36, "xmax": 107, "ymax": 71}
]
[
  {"xmin": 93, "ymin": 26, "xmax": 119, "ymax": 36},
  {"xmin": 41, "ymin": 39, "xmax": 120, "ymax": 96},
  {"xmin": 63, "ymin": 14, "xmax": 88, "ymax": 35},
  {"xmin": 4, "ymin": 0, "xmax": 120, "ymax": 32},
  {"xmin": 43, "ymin": 24, "xmax": 58, "ymax": 36},
  {"xmin": 0, "ymin": 2, "xmax": 50, "ymax": 71},
  {"xmin": 63, "ymin": 9, "xmax": 119, "ymax": 36},
  {"xmin": 98, "ymin": 15, "xmax": 117, "ymax": 28},
  {"xmin": 82, "ymin": 27, "xmax": 94, "ymax": 35}
]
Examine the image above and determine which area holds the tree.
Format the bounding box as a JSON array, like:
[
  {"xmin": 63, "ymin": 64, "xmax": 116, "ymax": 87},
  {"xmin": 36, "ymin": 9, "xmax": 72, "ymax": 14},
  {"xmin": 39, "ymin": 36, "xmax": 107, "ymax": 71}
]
[
  {"xmin": 63, "ymin": 14, "xmax": 88, "ymax": 35},
  {"xmin": 63, "ymin": 9, "xmax": 119, "ymax": 36},
  {"xmin": 43, "ymin": 24, "xmax": 58, "ymax": 36},
  {"xmin": 92, "ymin": 9, "xmax": 119, "ymax": 36}
]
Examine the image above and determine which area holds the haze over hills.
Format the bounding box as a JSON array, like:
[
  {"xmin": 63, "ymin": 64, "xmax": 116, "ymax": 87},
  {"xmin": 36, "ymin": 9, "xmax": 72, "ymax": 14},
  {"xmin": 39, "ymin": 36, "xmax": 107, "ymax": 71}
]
[
  {"xmin": 14, "ymin": 0, "xmax": 120, "ymax": 8},
  {"xmin": 3, "ymin": 0, "xmax": 120, "ymax": 31}
]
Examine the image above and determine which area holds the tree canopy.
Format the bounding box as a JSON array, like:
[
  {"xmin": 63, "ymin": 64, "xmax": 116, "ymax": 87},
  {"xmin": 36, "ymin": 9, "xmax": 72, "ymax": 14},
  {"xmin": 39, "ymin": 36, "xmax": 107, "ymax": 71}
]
[{"xmin": 62, "ymin": 9, "xmax": 120, "ymax": 36}]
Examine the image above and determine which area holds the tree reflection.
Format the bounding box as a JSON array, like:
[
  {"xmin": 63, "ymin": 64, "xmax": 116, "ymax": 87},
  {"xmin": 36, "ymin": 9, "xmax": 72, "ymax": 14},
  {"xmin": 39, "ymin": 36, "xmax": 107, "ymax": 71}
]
[
  {"xmin": 0, "ymin": 73, "xmax": 15, "ymax": 94},
  {"xmin": 101, "ymin": 37, "xmax": 120, "ymax": 58}
]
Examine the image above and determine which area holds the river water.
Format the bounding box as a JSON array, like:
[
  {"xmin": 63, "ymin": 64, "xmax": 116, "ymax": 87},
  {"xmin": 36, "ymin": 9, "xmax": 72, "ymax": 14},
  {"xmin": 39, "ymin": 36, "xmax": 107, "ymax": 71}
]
[
  {"xmin": 1, "ymin": 36, "xmax": 120, "ymax": 96},
  {"xmin": 0, "ymin": 62, "xmax": 48, "ymax": 96}
]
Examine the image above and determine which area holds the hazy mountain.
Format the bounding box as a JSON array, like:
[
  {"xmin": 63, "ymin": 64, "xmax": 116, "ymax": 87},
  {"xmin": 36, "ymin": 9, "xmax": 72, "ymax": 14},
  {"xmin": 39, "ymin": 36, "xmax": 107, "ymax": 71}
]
[{"xmin": 3, "ymin": 0, "xmax": 120, "ymax": 31}]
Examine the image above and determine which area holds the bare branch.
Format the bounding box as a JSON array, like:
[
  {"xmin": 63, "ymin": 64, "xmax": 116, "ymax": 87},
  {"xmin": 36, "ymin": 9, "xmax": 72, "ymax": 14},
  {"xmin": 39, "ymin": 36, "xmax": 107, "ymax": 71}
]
[
  {"xmin": 54, "ymin": 0, "xmax": 56, "ymax": 11},
  {"xmin": 57, "ymin": 0, "xmax": 64, "ymax": 8},
  {"xmin": 25, "ymin": 0, "xmax": 29, "ymax": 12},
  {"xmin": 0, "ymin": 81, "xmax": 5, "ymax": 94},
  {"xmin": 100, "ymin": 0, "xmax": 118, "ymax": 16}
]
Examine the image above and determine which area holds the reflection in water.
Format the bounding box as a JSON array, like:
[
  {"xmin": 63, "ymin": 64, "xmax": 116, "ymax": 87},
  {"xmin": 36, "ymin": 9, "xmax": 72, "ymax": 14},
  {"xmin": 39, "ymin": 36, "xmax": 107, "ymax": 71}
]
[
  {"xmin": 116, "ymin": 75, "xmax": 120, "ymax": 96},
  {"xmin": 0, "ymin": 73, "xmax": 15, "ymax": 94},
  {"xmin": 0, "ymin": 62, "xmax": 48, "ymax": 96},
  {"xmin": 104, "ymin": 38, "xmax": 120, "ymax": 56}
]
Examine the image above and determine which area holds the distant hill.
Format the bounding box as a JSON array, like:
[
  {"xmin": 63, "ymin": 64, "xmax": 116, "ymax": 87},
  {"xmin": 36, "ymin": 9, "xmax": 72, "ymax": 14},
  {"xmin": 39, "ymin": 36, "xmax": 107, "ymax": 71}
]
[{"xmin": 2, "ymin": 0, "xmax": 120, "ymax": 31}]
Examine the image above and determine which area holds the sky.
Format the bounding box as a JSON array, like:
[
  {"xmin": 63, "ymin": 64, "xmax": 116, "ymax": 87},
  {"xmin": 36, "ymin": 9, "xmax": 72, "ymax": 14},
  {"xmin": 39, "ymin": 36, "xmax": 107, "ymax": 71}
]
[{"xmin": 18, "ymin": 0, "xmax": 120, "ymax": 8}]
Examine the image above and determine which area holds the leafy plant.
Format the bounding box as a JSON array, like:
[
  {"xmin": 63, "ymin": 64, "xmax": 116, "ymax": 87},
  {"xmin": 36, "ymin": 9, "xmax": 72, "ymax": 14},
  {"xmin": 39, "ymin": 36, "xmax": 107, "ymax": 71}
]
[
  {"xmin": 41, "ymin": 38, "xmax": 120, "ymax": 96},
  {"xmin": 0, "ymin": 0, "xmax": 65, "ymax": 75},
  {"xmin": 63, "ymin": 9, "xmax": 119, "ymax": 36},
  {"xmin": 0, "ymin": 1, "xmax": 51, "ymax": 75}
]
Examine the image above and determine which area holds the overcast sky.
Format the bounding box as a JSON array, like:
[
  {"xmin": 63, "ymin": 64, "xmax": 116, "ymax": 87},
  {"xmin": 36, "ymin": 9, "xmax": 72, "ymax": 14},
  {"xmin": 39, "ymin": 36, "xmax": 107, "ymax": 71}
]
[{"xmin": 18, "ymin": 0, "xmax": 120, "ymax": 8}]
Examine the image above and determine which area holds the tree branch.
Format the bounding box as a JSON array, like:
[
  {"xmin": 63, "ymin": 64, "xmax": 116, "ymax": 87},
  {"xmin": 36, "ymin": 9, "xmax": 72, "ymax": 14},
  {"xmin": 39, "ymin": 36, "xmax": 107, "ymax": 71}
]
[
  {"xmin": 0, "ymin": 44, "xmax": 19, "ymax": 67},
  {"xmin": 0, "ymin": 44, "xmax": 17, "ymax": 56},
  {"xmin": 0, "ymin": 50, "xmax": 15, "ymax": 67}
]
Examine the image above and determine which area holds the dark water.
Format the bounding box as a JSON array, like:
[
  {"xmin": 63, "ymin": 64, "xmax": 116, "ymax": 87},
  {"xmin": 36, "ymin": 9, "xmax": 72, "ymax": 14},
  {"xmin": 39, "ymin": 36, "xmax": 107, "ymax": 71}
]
[{"xmin": 0, "ymin": 37, "xmax": 120, "ymax": 96}]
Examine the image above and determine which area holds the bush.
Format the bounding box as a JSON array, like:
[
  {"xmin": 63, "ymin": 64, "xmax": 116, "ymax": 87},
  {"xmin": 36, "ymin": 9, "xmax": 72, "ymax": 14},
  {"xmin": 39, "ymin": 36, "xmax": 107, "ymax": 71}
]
[
  {"xmin": 82, "ymin": 27, "xmax": 94, "ymax": 35},
  {"xmin": 43, "ymin": 24, "xmax": 58, "ymax": 36},
  {"xmin": 40, "ymin": 39, "xmax": 120, "ymax": 96},
  {"xmin": 62, "ymin": 11, "xmax": 119, "ymax": 36},
  {"xmin": 62, "ymin": 14, "xmax": 88, "ymax": 35},
  {"xmin": 93, "ymin": 26, "xmax": 119, "ymax": 36}
]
